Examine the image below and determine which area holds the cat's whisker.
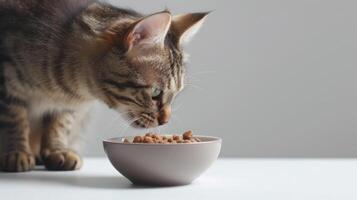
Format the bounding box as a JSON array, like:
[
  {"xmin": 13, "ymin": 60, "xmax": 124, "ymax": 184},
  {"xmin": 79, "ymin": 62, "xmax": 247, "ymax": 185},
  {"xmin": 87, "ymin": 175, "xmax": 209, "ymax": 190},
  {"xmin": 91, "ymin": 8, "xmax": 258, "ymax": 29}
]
[
  {"xmin": 96, "ymin": 110, "xmax": 129, "ymax": 134},
  {"xmin": 185, "ymin": 73, "xmax": 215, "ymax": 82},
  {"xmin": 185, "ymin": 79, "xmax": 202, "ymax": 85},
  {"xmin": 113, "ymin": 115, "xmax": 138, "ymax": 134},
  {"xmin": 186, "ymin": 70, "xmax": 216, "ymax": 78},
  {"xmin": 142, "ymin": 118, "xmax": 152, "ymax": 133},
  {"xmin": 184, "ymin": 70, "xmax": 216, "ymax": 87},
  {"xmin": 116, "ymin": 110, "xmax": 131, "ymax": 115},
  {"xmin": 113, "ymin": 110, "xmax": 136, "ymax": 131},
  {"xmin": 172, "ymin": 102, "xmax": 183, "ymax": 112},
  {"xmin": 116, "ymin": 111, "xmax": 132, "ymax": 119},
  {"xmin": 104, "ymin": 116, "xmax": 127, "ymax": 135},
  {"xmin": 119, "ymin": 117, "xmax": 140, "ymax": 135},
  {"xmin": 184, "ymin": 79, "xmax": 203, "ymax": 89},
  {"xmin": 171, "ymin": 113, "xmax": 182, "ymax": 127},
  {"xmin": 184, "ymin": 83, "xmax": 204, "ymax": 91},
  {"xmin": 144, "ymin": 120, "xmax": 150, "ymax": 130},
  {"xmin": 156, "ymin": 126, "xmax": 161, "ymax": 134}
]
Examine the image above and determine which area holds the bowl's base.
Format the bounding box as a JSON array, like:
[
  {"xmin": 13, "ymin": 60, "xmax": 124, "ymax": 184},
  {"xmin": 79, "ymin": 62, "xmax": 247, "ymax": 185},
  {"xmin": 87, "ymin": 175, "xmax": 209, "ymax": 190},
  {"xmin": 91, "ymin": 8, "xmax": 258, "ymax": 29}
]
[{"xmin": 129, "ymin": 179, "xmax": 193, "ymax": 187}]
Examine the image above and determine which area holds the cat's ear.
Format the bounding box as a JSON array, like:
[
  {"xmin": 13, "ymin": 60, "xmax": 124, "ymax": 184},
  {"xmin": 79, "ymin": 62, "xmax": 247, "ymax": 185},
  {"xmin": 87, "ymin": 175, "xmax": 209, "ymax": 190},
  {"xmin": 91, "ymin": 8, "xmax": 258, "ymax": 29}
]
[
  {"xmin": 171, "ymin": 12, "xmax": 210, "ymax": 46},
  {"xmin": 125, "ymin": 11, "xmax": 172, "ymax": 51}
]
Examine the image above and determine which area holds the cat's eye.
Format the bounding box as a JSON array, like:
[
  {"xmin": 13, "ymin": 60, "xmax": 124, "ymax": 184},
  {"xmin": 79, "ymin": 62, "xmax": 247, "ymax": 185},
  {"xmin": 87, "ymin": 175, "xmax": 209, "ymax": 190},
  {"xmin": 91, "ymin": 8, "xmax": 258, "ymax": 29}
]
[{"xmin": 151, "ymin": 86, "xmax": 162, "ymax": 99}]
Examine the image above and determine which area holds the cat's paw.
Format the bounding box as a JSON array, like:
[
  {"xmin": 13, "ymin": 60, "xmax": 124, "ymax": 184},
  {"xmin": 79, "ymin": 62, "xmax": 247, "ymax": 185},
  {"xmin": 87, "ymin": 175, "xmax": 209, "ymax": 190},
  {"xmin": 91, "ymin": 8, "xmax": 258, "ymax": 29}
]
[
  {"xmin": 1, "ymin": 151, "xmax": 35, "ymax": 172},
  {"xmin": 42, "ymin": 149, "xmax": 82, "ymax": 171}
]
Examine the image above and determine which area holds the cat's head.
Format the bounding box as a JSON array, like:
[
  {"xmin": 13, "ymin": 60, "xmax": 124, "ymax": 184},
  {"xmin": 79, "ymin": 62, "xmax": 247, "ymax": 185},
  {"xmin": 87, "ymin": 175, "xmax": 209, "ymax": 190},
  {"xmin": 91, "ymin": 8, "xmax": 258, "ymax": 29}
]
[{"xmin": 92, "ymin": 11, "xmax": 208, "ymax": 128}]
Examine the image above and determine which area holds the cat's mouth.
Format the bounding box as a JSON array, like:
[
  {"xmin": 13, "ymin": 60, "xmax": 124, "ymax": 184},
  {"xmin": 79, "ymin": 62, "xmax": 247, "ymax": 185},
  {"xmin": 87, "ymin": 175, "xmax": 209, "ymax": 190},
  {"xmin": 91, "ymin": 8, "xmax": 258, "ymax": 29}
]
[{"xmin": 122, "ymin": 106, "xmax": 171, "ymax": 128}]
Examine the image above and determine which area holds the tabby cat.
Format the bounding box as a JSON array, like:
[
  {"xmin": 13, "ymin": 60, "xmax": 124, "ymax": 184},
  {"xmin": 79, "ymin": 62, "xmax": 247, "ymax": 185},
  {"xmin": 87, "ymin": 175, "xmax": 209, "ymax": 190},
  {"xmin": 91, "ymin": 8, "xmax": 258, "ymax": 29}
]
[{"xmin": 0, "ymin": 0, "xmax": 208, "ymax": 172}]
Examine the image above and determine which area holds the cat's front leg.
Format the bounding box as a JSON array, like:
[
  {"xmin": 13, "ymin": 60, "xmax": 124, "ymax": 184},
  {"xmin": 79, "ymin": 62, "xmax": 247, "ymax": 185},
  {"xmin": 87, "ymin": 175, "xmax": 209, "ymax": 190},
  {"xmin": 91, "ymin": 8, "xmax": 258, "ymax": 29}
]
[
  {"xmin": 41, "ymin": 111, "xmax": 82, "ymax": 171},
  {"xmin": 0, "ymin": 98, "xmax": 35, "ymax": 172}
]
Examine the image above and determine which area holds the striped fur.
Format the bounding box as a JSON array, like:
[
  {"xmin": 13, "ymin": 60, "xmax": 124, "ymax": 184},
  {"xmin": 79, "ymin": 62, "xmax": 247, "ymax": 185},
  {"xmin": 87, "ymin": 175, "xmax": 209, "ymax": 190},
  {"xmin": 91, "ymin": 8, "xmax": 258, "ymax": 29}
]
[{"xmin": 0, "ymin": 0, "xmax": 208, "ymax": 172}]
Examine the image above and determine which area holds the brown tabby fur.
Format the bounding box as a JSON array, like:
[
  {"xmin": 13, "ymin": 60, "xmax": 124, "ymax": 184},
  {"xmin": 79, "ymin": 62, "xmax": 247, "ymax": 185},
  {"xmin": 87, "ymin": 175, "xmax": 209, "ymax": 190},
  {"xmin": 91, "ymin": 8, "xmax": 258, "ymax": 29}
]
[{"xmin": 0, "ymin": 0, "xmax": 208, "ymax": 172}]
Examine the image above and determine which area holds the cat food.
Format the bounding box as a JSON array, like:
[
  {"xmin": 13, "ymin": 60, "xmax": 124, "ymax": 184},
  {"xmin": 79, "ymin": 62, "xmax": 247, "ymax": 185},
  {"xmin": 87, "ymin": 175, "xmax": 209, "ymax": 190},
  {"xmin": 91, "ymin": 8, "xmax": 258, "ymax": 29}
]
[{"xmin": 123, "ymin": 130, "xmax": 201, "ymax": 144}]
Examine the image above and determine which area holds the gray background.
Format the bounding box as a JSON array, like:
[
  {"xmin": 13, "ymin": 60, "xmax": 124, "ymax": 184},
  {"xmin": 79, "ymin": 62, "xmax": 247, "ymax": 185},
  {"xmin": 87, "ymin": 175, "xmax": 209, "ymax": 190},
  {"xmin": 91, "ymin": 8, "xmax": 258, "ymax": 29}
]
[{"xmin": 83, "ymin": 0, "xmax": 357, "ymax": 157}]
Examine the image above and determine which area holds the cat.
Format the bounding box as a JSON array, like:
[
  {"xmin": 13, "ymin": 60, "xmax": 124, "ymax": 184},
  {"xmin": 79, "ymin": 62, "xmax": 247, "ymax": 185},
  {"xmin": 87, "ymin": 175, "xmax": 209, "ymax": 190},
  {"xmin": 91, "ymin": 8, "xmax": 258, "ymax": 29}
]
[{"xmin": 0, "ymin": 0, "xmax": 208, "ymax": 172}]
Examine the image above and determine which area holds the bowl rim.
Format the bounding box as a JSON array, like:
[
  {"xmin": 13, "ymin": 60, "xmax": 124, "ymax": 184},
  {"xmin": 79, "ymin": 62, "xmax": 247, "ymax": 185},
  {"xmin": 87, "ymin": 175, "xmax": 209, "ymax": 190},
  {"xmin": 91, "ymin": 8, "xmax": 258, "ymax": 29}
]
[{"xmin": 103, "ymin": 135, "xmax": 222, "ymax": 146}]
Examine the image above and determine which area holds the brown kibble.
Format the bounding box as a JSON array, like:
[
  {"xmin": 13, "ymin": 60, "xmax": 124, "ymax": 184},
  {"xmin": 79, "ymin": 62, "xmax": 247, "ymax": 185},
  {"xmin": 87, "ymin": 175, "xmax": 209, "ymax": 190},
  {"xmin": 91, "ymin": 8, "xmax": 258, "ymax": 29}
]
[
  {"xmin": 133, "ymin": 136, "xmax": 143, "ymax": 143},
  {"xmin": 146, "ymin": 133, "xmax": 155, "ymax": 137},
  {"xmin": 155, "ymin": 138, "xmax": 163, "ymax": 143},
  {"xmin": 173, "ymin": 135, "xmax": 180, "ymax": 141},
  {"xmin": 183, "ymin": 130, "xmax": 193, "ymax": 140},
  {"xmin": 153, "ymin": 134, "xmax": 162, "ymax": 140},
  {"xmin": 143, "ymin": 136, "xmax": 154, "ymax": 143},
  {"xmin": 127, "ymin": 131, "xmax": 201, "ymax": 144}
]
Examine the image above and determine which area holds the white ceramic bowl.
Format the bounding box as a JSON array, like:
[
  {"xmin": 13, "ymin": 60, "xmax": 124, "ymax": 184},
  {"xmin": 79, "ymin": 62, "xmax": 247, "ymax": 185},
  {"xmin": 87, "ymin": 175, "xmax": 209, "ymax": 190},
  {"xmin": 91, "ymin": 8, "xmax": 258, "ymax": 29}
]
[{"xmin": 103, "ymin": 135, "xmax": 222, "ymax": 186}]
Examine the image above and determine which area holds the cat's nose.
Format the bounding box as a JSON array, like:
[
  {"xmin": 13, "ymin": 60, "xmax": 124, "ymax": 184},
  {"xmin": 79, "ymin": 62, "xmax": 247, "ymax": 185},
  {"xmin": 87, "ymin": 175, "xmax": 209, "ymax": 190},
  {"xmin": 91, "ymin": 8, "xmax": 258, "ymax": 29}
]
[{"xmin": 158, "ymin": 105, "xmax": 171, "ymax": 125}]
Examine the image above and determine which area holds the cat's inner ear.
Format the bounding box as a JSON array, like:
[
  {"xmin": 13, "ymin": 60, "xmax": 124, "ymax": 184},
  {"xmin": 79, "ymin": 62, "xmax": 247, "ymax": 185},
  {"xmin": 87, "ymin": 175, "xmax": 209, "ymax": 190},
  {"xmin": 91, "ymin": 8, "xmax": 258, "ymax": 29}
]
[
  {"xmin": 171, "ymin": 12, "xmax": 210, "ymax": 46},
  {"xmin": 125, "ymin": 11, "xmax": 172, "ymax": 51}
]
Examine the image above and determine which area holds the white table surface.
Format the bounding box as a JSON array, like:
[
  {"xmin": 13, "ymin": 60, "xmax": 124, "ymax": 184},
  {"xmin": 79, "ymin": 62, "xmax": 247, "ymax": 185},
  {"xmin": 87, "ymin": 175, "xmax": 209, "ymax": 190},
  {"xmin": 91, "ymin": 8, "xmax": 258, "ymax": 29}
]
[{"xmin": 1, "ymin": 158, "xmax": 357, "ymax": 200}]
